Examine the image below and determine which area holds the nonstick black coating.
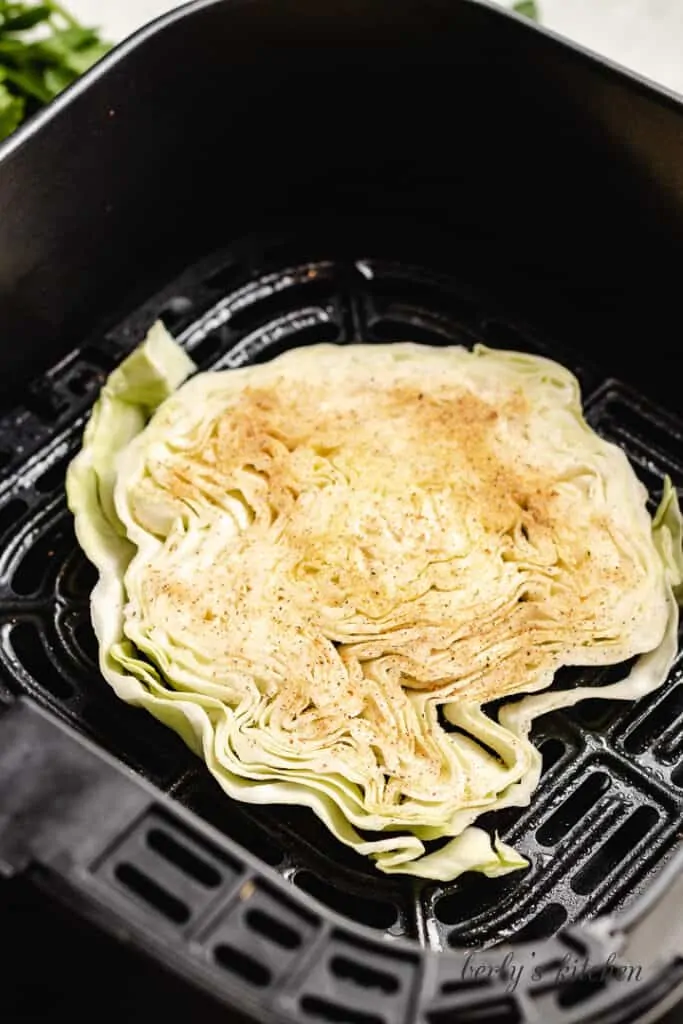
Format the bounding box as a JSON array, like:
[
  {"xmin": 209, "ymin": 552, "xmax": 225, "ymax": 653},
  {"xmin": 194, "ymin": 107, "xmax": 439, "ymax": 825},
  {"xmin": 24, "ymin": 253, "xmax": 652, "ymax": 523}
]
[{"xmin": 0, "ymin": 233, "xmax": 681, "ymax": 954}]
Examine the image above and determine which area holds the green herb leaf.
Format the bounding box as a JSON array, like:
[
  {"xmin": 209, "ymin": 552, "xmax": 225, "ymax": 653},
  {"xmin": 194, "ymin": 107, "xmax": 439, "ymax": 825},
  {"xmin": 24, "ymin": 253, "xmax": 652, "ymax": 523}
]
[
  {"xmin": 44, "ymin": 0, "xmax": 80, "ymax": 29},
  {"xmin": 0, "ymin": 36, "xmax": 31, "ymax": 56},
  {"xmin": 3, "ymin": 5, "xmax": 52, "ymax": 32},
  {"xmin": 3, "ymin": 62, "xmax": 51, "ymax": 102},
  {"xmin": 513, "ymin": 1, "xmax": 540, "ymax": 21},
  {"xmin": 0, "ymin": 80, "xmax": 25, "ymax": 140},
  {"xmin": 42, "ymin": 61, "xmax": 72, "ymax": 96},
  {"xmin": 63, "ymin": 39, "xmax": 110, "ymax": 75},
  {"xmin": 0, "ymin": 0, "xmax": 111, "ymax": 142},
  {"xmin": 30, "ymin": 27, "xmax": 99, "ymax": 63}
]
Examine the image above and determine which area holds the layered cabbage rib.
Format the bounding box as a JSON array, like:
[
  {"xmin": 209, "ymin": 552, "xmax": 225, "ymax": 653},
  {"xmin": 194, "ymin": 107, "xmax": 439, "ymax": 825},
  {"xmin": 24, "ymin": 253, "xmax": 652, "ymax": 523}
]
[{"xmin": 67, "ymin": 324, "xmax": 683, "ymax": 881}]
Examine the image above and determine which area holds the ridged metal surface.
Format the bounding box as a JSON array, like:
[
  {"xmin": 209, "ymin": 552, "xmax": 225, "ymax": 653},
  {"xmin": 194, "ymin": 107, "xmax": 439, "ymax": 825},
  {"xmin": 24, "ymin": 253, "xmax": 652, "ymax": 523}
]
[{"xmin": 0, "ymin": 243, "xmax": 681, "ymax": 954}]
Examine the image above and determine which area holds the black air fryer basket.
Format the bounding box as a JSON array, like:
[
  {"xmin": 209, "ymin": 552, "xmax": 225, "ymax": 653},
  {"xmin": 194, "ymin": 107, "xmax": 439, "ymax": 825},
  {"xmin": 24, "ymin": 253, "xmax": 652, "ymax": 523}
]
[{"xmin": 1, "ymin": 2, "xmax": 683, "ymax": 1022}]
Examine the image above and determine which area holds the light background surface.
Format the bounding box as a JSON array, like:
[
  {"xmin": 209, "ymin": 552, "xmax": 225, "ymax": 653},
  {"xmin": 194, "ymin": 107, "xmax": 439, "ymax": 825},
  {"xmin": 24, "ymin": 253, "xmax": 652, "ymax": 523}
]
[{"xmin": 68, "ymin": 0, "xmax": 683, "ymax": 97}]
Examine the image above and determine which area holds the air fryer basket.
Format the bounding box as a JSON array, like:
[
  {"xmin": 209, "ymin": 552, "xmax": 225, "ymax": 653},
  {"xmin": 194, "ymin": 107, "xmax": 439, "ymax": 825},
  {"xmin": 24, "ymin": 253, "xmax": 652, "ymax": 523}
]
[{"xmin": 1, "ymin": 2, "xmax": 683, "ymax": 1023}]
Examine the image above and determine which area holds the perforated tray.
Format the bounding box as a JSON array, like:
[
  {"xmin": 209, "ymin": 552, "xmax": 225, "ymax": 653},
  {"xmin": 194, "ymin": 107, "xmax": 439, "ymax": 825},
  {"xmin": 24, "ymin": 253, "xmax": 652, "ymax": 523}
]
[{"xmin": 1, "ymin": 240, "xmax": 683, "ymax": 1024}]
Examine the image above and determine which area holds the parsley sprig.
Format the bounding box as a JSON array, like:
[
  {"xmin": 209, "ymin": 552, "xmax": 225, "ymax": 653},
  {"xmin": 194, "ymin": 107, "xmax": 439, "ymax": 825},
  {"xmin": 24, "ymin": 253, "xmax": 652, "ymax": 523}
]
[{"xmin": 0, "ymin": 1, "xmax": 111, "ymax": 141}]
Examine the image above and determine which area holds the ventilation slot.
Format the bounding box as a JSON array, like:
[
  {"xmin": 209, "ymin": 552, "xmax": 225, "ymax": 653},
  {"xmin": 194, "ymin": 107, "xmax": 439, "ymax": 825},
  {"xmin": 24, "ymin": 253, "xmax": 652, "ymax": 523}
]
[
  {"xmin": 571, "ymin": 807, "xmax": 659, "ymax": 895},
  {"xmin": 300, "ymin": 996, "xmax": 384, "ymax": 1024},
  {"xmin": 35, "ymin": 453, "xmax": 72, "ymax": 494},
  {"xmin": 245, "ymin": 909, "xmax": 302, "ymax": 950},
  {"xmin": 73, "ymin": 619, "xmax": 99, "ymax": 665},
  {"xmin": 61, "ymin": 550, "xmax": 97, "ymax": 601},
  {"xmin": 64, "ymin": 360, "xmax": 105, "ymax": 397},
  {"xmin": 66, "ymin": 367, "xmax": 96, "ymax": 397},
  {"xmin": 12, "ymin": 521, "xmax": 70, "ymax": 596},
  {"xmin": 540, "ymin": 738, "xmax": 567, "ymax": 775},
  {"xmin": 214, "ymin": 944, "xmax": 272, "ymax": 988},
  {"xmin": 229, "ymin": 318, "xmax": 341, "ymax": 368},
  {"xmin": 427, "ymin": 998, "xmax": 521, "ymax": 1024},
  {"xmin": 609, "ymin": 399, "xmax": 683, "ymax": 464},
  {"xmin": 12, "ymin": 541, "xmax": 51, "ymax": 595},
  {"xmin": 189, "ymin": 331, "xmax": 225, "ymax": 368},
  {"xmin": 329, "ymin": 956, "xmax": 399, "ymax": 995},
  {"xmin": 441, "ymin": 976, "xmax": 493, "ymax": 996},
  {"xmin": 294, "ymin": 872, "xmax": 397, "ymax": 931},
  {"xmin": 557, "ymin": 976, "xmax": 607, "ymax": 1009},
  {"xmin": 529, "ymin": 958, "xmax": 568, "ymax": 987},
  {"xmin": 536, "ymin": 772, "xmax": 611, "ymax": 845},
  {"xmin": 146, "ymin": 828, "xmax": 222, "ymax": 888},
  {"xmin": 512, "ymin": 903, "xmax": 568, "ymax": 943},
  {"xmin": 438, "ymin": 872, "xmax": 523, "ymax": 928},
  {"xmin": 0, "ymin": 498, "xmax": 26, "ymax": 537},
  {"xmin": 559, "ymin": 931, "xmax": 591, "ymax": 960},
  {"xmin": 623, "ymin": 686, "xmax": 683, "ymax": 755},
  {"xmin": 11, "ymin": 621, "xmax": 73, "ymax": 700},
  {"xmin": 228, "ymin": 280, "xmax": 335, "ymax": 335},
  {"xmin": 114, "ymin": 863, "xmax": 190, "ymax": 924}
]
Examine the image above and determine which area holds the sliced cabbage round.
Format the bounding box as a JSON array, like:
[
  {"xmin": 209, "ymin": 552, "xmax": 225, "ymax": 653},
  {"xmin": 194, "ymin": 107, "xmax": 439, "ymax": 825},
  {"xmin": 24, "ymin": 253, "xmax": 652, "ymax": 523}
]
[{"xmin": 66, "ymin": 323, "xmax": 683, "ymax": 881}]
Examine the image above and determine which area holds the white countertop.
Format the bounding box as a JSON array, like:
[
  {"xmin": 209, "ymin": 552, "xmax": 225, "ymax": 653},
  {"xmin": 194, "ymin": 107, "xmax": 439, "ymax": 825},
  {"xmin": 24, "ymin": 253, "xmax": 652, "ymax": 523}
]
[{"xmin": 69, "ymin": 0, "xmax": 683, "ymax": 98}]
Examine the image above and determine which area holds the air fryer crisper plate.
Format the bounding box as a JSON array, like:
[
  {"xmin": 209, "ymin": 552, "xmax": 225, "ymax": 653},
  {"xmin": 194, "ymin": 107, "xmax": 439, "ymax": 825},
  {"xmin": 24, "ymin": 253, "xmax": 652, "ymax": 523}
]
[{"xmin": 1, "ymin": 240, "xmax": 683, "ymax": 1024}]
